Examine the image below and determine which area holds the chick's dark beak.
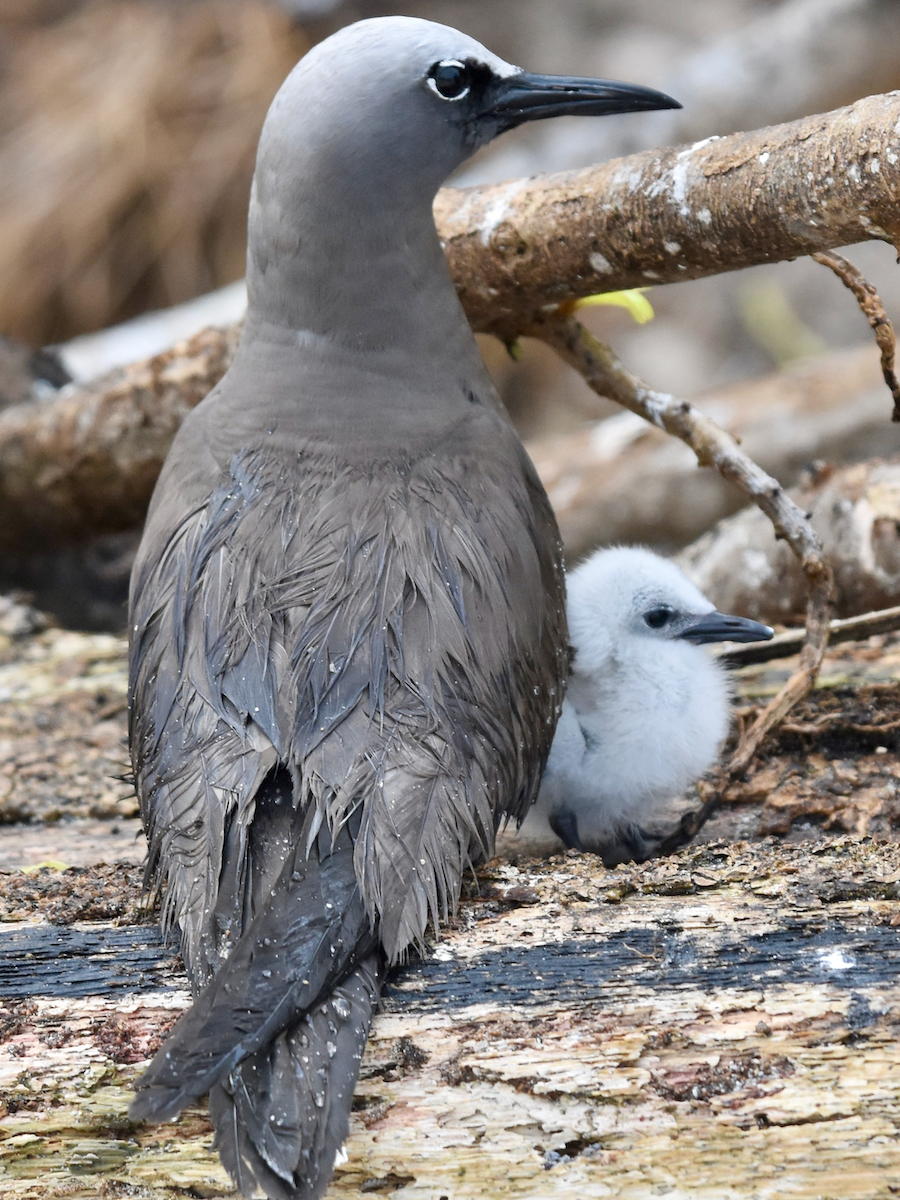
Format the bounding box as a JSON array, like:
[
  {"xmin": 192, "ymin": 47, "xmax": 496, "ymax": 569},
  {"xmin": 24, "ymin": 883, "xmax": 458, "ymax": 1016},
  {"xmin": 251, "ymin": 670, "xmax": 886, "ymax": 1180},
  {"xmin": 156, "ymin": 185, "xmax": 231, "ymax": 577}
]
[
  {"xmin": 678, "ymin": 612, "xmax": 774, "ymax": 646},
  {"xmin": 485, "ymin": 71, "xmax": 681, "ymax": 130}
]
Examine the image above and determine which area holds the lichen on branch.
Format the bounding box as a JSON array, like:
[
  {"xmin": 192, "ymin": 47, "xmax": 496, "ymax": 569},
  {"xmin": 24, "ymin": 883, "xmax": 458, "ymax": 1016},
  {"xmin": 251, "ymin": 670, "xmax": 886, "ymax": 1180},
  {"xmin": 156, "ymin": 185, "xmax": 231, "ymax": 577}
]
[{"xmin": 437, "ymin": 91, "xmax": 900, "ymax": 338}]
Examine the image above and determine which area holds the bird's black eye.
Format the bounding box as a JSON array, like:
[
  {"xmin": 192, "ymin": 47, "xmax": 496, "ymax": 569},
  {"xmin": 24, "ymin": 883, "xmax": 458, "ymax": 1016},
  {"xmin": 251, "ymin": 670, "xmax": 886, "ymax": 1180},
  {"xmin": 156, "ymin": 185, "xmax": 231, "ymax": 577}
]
[
  {"xmin": 644, "ymin": 605, "xmax": 675, "ymax": 629},
  {"xmin": 428, "ymin": 59, "xmax": 472, "ymax": 101}
]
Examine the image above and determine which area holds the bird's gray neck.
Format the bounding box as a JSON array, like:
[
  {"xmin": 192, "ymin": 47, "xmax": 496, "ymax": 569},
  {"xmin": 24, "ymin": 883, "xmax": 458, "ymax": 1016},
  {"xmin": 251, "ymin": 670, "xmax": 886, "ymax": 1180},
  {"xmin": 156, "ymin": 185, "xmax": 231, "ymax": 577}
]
[{"xmin": 239, "ymin": 183, "xmax": 477, "ymax": 370}]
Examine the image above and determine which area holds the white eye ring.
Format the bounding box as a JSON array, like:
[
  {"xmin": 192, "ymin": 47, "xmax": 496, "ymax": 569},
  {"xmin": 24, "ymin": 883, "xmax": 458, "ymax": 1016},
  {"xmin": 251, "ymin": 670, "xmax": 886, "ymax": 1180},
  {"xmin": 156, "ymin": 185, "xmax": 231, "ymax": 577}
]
[{"xmin": 427, "ymin": 59, "xmax": 471, "ymax": 102}]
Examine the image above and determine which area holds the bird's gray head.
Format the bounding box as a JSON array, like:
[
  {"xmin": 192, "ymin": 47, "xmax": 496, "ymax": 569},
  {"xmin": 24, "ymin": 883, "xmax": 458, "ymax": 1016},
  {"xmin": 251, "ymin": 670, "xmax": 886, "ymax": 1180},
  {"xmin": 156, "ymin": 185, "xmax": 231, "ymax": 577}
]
[
  {"xmin": 244, "ymin": 18, "xmax": 678, "ymax": 338},
  {"xmin": 254, "ymin": 17, "xmax": 679, "ymax": 207},
  {"xmin": 567, "ymin": 547, "xmax": 772, "ymax": 674}
]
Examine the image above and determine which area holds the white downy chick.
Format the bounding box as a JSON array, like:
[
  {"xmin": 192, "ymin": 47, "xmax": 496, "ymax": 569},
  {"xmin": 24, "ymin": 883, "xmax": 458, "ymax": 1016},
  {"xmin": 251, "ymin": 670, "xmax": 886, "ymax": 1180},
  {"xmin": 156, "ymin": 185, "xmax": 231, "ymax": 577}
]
[{"xmin": 518, "ymin": 546, "xmax": 772, "ymax": 863}]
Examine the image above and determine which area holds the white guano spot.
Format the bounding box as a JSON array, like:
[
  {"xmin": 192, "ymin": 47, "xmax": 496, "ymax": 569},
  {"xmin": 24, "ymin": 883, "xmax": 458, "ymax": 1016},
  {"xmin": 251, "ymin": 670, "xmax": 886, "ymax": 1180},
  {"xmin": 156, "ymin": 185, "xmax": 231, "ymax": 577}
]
[
  {"xmin": 663, "ymin": 241, "xmax": 682, "ymax": 254},
  {"xmin": 589, "ymin": 251, "xmax": 613, "ymax": 274},
  {"xmin": 635, "ymin": 385, "xmax": 670, "ymax": 430},
  {"xmin": 477, "ymin": 178, "xmax": 528, "ymax": 247},
  {"xmin": 848, "ymin": 163, "xmax": 861, "ymax": 182},
  {"xmin": 697, "ymin": 208, "xmax": 713, "ymax": 226},
  {"xmin": 870, "ymin": 157, "xmax": 881, "ymax": 173},
  {"xmin": 612, "ymin": 162, "xmax": 645, "ymax": 193},
  {"xmin": 818, "ymin": 948, "xmax": 855, "ymax": 972},
  {"xmin": 643, "ymin": 140, "xmax": 721, "ymax": 224},
  {"xmin": 758, "ymin": 151, "xmax": 770, "ymax": 165},
  {"xmin": 642, "ymin": 269, "xmax": 661, "ymax": 280},
  {"xmin": 887, "ymin": 150, "xmax": 898, "ymax": 166}
]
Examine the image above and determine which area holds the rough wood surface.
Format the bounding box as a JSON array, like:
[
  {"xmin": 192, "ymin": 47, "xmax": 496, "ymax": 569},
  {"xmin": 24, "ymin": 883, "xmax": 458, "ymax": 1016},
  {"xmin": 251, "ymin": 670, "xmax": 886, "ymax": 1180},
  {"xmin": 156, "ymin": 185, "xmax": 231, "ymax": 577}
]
[
  {"xmin": 0, "ymin": 325, "xmax": 238, "ymax": 553},
  {"xmin": 437, "ymin": 89, "xmax": 900, "ymax": 339},
  {"xmin": 2, "ymin": 621, "xmax": 900, "ymax": 1197},
  {"xmin": 2, "ymin": 841, "xmax": 900, "ymax": 1199}
]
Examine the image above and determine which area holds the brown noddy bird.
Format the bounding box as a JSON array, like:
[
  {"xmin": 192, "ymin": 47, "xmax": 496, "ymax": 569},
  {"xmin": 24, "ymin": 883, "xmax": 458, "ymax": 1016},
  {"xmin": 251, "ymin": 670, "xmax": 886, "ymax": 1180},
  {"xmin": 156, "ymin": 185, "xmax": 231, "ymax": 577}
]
[{"xmin": 127, "ymin": 17, "xmax": 679, "ymax": 1198}]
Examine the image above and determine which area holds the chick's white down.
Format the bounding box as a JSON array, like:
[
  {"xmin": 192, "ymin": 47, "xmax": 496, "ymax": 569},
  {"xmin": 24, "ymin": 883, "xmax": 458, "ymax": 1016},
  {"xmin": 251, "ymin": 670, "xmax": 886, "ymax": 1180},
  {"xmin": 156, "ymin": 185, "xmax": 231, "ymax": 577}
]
[{"xmin": 517, "ymin": 547, "xmax": 771, "ymax": 860}]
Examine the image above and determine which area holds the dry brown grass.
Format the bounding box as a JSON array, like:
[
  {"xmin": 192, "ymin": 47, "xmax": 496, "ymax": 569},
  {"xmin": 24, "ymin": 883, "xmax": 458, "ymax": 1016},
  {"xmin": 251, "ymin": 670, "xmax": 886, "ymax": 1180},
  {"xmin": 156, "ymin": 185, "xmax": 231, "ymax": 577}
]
[{"xmin": 0, "ymin": 0, "xmax": 307, "ymax": 344}]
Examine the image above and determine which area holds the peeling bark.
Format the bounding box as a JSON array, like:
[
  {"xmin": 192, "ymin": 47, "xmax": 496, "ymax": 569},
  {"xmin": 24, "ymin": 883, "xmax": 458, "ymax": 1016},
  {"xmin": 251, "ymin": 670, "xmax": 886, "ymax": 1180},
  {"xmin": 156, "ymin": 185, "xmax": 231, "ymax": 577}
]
[
  {"xmin": 3, "ymin": 842, "xmax": 900, "ymax": 1199},
  {"xmin": 438, "ymin": 90, "xmax": 900, "ymax": 339}
]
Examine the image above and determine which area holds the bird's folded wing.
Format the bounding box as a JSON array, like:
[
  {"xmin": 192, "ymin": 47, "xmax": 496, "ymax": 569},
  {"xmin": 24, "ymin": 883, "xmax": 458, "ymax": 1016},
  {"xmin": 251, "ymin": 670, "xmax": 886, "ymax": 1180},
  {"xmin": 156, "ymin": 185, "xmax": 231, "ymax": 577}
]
[{"xmin": 130, "ymin": 434, "xmax": 565, "ymax": 976}]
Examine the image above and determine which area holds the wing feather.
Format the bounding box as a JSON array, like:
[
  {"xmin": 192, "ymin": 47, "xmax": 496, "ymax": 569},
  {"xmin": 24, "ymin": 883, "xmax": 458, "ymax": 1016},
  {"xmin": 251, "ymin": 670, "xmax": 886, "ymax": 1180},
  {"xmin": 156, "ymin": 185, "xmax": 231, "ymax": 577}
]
[{"xmin": 130, "ymin": 426, "xmax": 565, "ymax": 982}]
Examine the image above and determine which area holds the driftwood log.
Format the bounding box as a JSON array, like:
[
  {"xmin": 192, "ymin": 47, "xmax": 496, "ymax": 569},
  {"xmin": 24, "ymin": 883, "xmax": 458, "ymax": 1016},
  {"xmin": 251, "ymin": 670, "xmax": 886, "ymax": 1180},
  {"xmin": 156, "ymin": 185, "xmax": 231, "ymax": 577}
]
[
  {"xmin": 3, "ymin": 841, "xmax": 900, "ymax": 1200},
  {"xmin": 4, "ymin": 92, "xmax": 900, "ymax": 551},
  {"xmin": 679, "ymin": 456, "xmax": 900, "ymax": 623},
  {"xmin": 3, "ymin": 621, "xmax": 900, "ymax": 1196}
]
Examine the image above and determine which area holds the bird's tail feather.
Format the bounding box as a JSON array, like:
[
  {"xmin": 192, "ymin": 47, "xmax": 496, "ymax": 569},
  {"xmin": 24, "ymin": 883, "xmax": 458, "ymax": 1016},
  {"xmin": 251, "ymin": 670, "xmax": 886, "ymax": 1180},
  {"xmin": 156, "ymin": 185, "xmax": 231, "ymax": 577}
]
[
  {"xmin": 210, "ymin": 953, "xmax": 383, "ymax": 1200},
  {"xmin": 130, "ymin": 818, "xmax": 377, "ymax": 1124}
]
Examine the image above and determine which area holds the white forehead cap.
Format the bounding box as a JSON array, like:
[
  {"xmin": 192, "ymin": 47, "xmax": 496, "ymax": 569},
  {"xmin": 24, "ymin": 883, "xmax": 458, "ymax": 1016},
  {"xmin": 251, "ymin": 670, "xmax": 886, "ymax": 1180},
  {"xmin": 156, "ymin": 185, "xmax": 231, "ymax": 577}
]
[{"xmin": 296, "ymin": 16, "xmax": 519, "ymax": 85}]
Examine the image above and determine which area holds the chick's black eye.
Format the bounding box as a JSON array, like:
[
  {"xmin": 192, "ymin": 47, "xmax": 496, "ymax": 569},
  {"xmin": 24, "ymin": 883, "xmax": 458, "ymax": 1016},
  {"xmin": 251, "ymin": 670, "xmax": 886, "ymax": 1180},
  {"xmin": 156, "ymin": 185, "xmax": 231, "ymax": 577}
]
[
  {"xmin": 428, "ymin": 59, "xmax": 472, "ymax": 100},
  {"xmin": 644, "ymin": 605, "xmax": 675, "ymax": 629}
]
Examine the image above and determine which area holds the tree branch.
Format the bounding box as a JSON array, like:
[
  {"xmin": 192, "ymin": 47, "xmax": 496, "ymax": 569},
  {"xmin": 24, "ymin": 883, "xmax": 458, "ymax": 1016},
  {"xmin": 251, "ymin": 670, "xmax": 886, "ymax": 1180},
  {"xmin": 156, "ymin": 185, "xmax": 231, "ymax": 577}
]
[
  {"xmin": 529, "ymin": 316, "xmax": 833, "ymax": 811},
  {"xmin": 437, "ymin": 90, "xmax": 900, "ymax": 338},
  {"xmin": 4, "ymin": 92, "xmax": 900, "ymax": 550},
  {"xmin": 812, "ymin": 249, "xmax": 900, "ymax": 419},
  {"xmin": 722, "ymin": 602, "xmax": 900, "ymax": 668}
]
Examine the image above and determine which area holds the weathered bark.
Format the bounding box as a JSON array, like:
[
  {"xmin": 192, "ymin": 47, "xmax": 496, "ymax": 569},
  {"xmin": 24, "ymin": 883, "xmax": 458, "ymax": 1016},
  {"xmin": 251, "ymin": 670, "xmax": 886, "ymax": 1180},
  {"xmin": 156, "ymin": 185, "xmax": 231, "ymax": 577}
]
[
  {"xmin": 4, "ymin": 616, "xmax": 900, "ymax": 1196},
  {"xmin": 437, "ymin": 89, "xmax": 900, "ymax": 339},
  {"xmin": 4, "ymin": 93, "xmax": 900, "ymax": 550},
  {"xmin": 3, "ymin": 840, "xmax": 900, "ymax": 1199},
  {"xmin": 0, "ymin": 326, "xmax": 238, "ymax": 551},
  {"xmin": 678, "ymin": 456, "xmax": 900, "ymax": 624}
]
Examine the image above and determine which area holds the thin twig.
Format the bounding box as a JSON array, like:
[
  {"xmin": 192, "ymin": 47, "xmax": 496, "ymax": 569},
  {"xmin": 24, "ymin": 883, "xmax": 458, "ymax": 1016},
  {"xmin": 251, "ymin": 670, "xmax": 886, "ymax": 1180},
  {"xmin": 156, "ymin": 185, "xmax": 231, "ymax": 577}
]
[
  {"xmin": 530, "ymin": 316, "xmax": 834, "ymax": 849},
  {"xmin": 812, "ymin": 250, "xmax": 900, "ymax": 421},
  {"xmin": 722, "ymin": 602, "xmax": 900, "ymax": 667}
]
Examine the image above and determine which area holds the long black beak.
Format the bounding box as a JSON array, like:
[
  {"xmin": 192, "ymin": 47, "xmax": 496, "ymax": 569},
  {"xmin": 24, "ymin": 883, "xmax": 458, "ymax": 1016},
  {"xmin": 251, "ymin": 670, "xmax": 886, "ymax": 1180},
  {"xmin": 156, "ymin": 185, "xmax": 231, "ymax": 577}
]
[
  {"xmin": 678, "ymin": 612, "xmax": 774, "ymax": 646},
  {"xmin": 486, "ymin": 71, "xmax": 681, "ymax": 130}
]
